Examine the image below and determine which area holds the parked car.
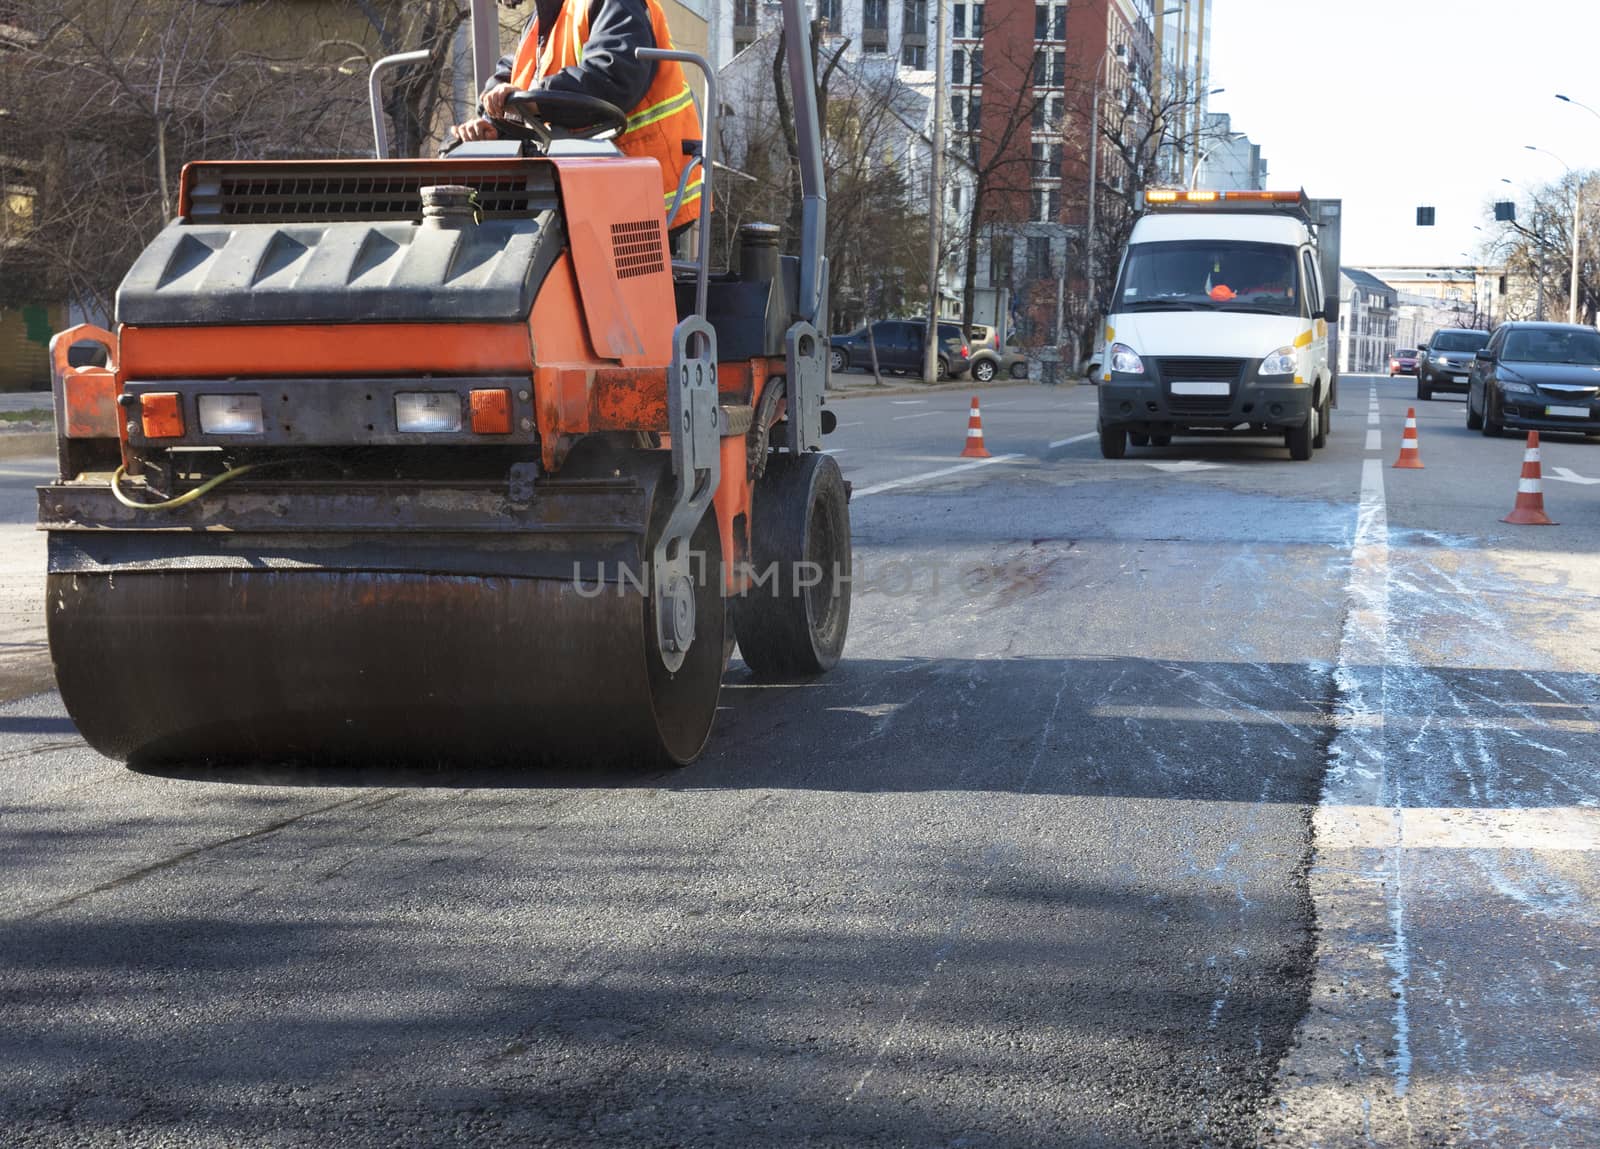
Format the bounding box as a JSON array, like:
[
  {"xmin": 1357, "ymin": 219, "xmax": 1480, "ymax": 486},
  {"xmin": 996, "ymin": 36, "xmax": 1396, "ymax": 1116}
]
[
  {"xmin": 966, "ymin": 324, "xmax": 1030, "ymax": 381},
  {"xmin": 829, "ymin": 320, "xmax": 971, "ymax": 380},
  {"xmin": 1466, "ymin": 322, "xmax": 1600, "ymax": 438},
  {"xmin": 1416, "ymin": 328, "xmax": 1490, "ymax": 399},
  {"xmin": 1388, "ymin": 348, "xmax": 1420, "ymax": 376}
]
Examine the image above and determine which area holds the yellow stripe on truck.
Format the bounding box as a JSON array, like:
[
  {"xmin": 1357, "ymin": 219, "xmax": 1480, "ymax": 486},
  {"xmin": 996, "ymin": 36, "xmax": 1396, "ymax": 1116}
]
[{"xmin": 1293, "ymin": 328, "xmax": 1314, "ymax": 349}]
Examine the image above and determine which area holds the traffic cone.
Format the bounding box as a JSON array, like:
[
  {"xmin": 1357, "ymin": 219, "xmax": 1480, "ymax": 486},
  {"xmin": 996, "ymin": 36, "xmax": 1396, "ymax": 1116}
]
[
  {"xmin": 961, "ymin": 395, "xmax": 991, "ymax": 458},
  {"xmin": 1503, "ymin": 431, "xmax": 1557, "ymax": 525},
  {"xmin": 1393, "ymin": 408, "xmax": 1423, "ymax": 469}
]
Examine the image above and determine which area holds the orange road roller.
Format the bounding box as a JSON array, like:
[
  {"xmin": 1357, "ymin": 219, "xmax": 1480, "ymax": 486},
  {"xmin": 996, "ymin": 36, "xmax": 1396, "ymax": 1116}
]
[{"xmin": 38, "ymin": 0, "xmax": 848, "ymax": 766}]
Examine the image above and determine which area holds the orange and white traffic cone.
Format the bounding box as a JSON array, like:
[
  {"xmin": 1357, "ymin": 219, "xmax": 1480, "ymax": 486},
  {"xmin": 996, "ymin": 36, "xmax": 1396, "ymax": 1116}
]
[
  {"xmin": 1393, "ymin": 407, "xmax": 1423, "ymax": 469},
  {"xmin": 961, "ymin": 395, "xmax": 991, "ymax": 458},
  {"xmin": 1503, "ymin": 431, "xmax": 1557, "ymax": 525}
]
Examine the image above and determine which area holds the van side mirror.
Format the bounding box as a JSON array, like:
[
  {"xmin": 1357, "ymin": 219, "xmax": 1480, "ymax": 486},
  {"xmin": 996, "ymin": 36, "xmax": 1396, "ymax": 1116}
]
[{"xmin": 1475, "ymin": 348, "xmax": 1494, "ymax": 361}]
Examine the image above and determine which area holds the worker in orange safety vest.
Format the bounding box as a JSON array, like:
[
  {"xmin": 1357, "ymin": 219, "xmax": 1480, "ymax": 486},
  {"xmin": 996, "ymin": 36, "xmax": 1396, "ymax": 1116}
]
[{"xmin": 450, "ymin": 0, "xmax": 705, "ymax": 231}]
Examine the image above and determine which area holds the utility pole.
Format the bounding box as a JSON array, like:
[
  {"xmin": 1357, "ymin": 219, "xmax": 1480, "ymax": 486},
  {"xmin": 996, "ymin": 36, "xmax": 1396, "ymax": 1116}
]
[
  {"xmin": 1189, "ymin": 0, "xmax": 1206, "ymax": 185},
  {"xmin": 1152, "ymin": 5, "xmax": 1166, "ymax": 181},
  {"xmin": 1537, "ymin": 246, "xmax": 1546, "ymax": 321},
  {"xmin": 923, "ymin": 0, "xmax": 948, "ymax": 383},
  {"xmin": 1177, "ymin": 0, "xmax": 1190, "ymax": 185},
  {"xmin": 1570, "ymin": 178, "xmax": 1583, "ymax": 325}
]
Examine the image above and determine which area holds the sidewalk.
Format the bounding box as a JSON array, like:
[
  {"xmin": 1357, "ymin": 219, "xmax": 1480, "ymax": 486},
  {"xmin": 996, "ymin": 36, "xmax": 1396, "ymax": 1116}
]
[
  {"xmin": 826, "ymin": 369, "xmax": 1081, "ymax": 400},
  {"xmin": 0, "ymin": 391, "xmax": 51, "ymax": 414}
]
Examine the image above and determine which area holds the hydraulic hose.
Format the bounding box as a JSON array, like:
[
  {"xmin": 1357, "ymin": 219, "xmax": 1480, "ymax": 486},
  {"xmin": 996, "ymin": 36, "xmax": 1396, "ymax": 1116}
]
[{"xmin": 110, "ymin": 462, "xmax": 265, "ymax": 512}]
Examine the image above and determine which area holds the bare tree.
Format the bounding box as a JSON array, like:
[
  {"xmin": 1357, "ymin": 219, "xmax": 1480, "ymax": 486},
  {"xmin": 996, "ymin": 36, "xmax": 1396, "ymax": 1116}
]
[
  {"xmin": 1480, "ymin": 171, "xmax": 1598, "ymax": 326},
  {"xmin": 0, "ymin": 0, "xmax": 468, "ymax": 320},
  {"xmin": 947, "ymin": 31, "xmax": 1050, "ymax": 336},
  {"xmin": 720, "ymin": 28, "xmax": 932, "ymax": 355}
]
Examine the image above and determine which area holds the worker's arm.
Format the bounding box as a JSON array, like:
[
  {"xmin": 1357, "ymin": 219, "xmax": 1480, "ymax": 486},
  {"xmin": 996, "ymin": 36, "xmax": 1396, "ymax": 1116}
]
[{"xmin": 537, "ymin": 0, "xmax": 658, "ymax": 126}]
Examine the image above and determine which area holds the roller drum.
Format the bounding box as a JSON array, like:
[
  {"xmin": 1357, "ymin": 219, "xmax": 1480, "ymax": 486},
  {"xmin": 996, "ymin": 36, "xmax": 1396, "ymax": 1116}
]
[{"xmin": 45, "ymin": 466, "xmax": 726, "ymax": 768}]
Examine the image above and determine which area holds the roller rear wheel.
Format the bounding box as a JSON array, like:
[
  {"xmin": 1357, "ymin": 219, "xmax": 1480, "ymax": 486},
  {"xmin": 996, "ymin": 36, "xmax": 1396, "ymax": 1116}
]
[{"xmin": 733, "ymin": 451, "xmax": 851, "ymax": 677}]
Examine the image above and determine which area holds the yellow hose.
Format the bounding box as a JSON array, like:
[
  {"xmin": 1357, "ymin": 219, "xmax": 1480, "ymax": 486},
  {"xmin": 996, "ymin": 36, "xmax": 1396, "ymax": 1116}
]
[{"xmin": 110, "ymin": 462, "xmax": 264, "ymax": 512}]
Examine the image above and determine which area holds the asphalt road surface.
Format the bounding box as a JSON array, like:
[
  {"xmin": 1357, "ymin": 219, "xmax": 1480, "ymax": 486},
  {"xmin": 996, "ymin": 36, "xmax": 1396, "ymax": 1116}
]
[{"xmin": 3, "ymin": 378, "xmax": 1598, "ymax": 1146}]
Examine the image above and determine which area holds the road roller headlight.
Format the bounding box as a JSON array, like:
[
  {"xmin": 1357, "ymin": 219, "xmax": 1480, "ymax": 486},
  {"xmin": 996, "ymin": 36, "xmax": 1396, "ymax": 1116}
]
[
  {"xmin": 1109, "ymin": 342, "xmax": 1146, "ymax": 375},
  {"xmin": 1259, "ymin": 347, "xmax": 1298, "ymax": 377},
  {"xmin": 197, "ymin": 394, "xmax": 265, "ymax": 435},
  {"xmin": 395, "ymin": 392, "xmax": 463, "ymax": 433}
]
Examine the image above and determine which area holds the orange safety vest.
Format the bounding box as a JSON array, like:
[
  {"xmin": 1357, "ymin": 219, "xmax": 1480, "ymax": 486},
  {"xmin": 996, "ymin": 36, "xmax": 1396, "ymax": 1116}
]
[{"xmin": 509, "ymin": 0, "xmax": 704, "ymax": 225}]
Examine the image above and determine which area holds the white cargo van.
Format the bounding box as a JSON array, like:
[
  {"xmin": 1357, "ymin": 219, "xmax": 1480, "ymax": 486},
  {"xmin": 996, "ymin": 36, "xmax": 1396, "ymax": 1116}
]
[{"xmin": 1096, "ymin": 190, "xmax": 1342, "ymax": 461}]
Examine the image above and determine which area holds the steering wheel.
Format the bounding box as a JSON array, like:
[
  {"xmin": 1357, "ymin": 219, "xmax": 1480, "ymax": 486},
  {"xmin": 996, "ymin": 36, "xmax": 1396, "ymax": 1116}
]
[{"xmin": 503, "ymin": 89, "xmax": 629, "ymax": 142}]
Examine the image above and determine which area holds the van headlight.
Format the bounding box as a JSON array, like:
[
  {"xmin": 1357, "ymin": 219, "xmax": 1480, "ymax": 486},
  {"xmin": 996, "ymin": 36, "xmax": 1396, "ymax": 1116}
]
[
  {"xmin": 1259, "ymin": 347, "xmax": 1298, "ymax": 376},
  {"xmin": 1109, "ymin": 342, "xmax": 1146, "ymax": 374}
]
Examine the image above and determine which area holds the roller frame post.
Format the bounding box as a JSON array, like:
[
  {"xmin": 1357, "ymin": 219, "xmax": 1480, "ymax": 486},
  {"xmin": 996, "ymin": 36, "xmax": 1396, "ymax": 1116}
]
[
  {"xmin": 653, "ymin": 316, "xmax": 720, "ymax": 672},
  {"xmin": 777, "ymin": 0, "xmax": 828, "ymax": 455}
]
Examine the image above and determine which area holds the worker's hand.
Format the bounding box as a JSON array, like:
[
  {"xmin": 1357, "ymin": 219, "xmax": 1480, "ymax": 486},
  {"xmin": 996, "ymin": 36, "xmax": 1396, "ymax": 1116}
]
[
  {"xmin": 481, "ymin": 82, "xmax": 519, "ymax": 119},
  {"xmin": 450, "ymin": 117, "xmax": 501, "ymax": 143}
]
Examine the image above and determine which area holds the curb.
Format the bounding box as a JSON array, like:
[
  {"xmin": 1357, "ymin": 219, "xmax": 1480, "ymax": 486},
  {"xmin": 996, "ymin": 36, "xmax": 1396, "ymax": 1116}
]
[{"xmin": 827, "ymin": 376, "xmax": 1080, "ymax": 401}]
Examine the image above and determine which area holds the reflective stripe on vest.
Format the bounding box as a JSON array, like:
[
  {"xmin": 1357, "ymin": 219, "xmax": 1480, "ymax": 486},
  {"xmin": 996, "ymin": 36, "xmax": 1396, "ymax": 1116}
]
[
  {"xmin": 669, "ymin": 171, "xmax": 703, "ymax": 210},
  {"xmin": 627, "ymin": 84, "xmax": 694, "ymax": 133}
]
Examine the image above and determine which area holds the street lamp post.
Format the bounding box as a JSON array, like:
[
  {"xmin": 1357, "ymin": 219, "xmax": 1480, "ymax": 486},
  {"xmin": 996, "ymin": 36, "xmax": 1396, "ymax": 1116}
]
[
  {"xmin": 1525, "ymin": 145, "xmax": 1580, "ymax": 324},
  {"xmin": 1188, "ymin": 122, "xmax": 1245, "ymax": 191},
  {"xmin": 1555, "ymin": 94, "xmax": 1597, "ymax": 325}
]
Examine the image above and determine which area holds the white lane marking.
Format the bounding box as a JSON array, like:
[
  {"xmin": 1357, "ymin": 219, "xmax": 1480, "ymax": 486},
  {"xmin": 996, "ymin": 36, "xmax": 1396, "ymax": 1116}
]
[
  {"xmin": 889, "ymin": 400, "xmax": 927, "ymax": 405},
  {"xmin": 1049, "ymin": 432, "xmax": 1097, "ymax": 449},
  {"xmin": 1296, "ymin": 459, "xmax": 1415, "ymax": 1107},
  {"xmin": 836, "ymin": 420, "xmax": 864, "ymax": 428},
  {"xmin": 851, "ymin": 454, "xmax": 1023, "ymax": 498},
  {"xmin": 1368, "ymin": 411, "xmax": 1380, "ymax": 425},
  {"xmin": 1321, "ymin": 806, "xmax": 1600, "ymax": 850},
  {"xmin": 1547, "ymin": 466, "xmax": 1600, "ymax": 486},
  {"xmin": 821, "ymin": 447, "xmax": 848, "ymax": 455},
  {"xmin": 892, "ymin": 411, "xmax": 943, "ymax": 422},
  {"xmin": 1342, "ymin": 457, "xmax": 1413, "ymax": 1098},
  {"xmin": 1147, "ymin": 460, "xmax": 1226, "ymax": 473},
  {"xmin": 1366, "ymin": 429, "xmax": 1382, "ymax": 451}
]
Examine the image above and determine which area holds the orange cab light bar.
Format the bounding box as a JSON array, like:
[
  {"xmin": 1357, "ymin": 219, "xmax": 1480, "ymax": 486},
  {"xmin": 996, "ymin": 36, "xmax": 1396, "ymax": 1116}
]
[{"xmin": 1145, "ymin": 189, "xmax": 1307, "ymax": 206}]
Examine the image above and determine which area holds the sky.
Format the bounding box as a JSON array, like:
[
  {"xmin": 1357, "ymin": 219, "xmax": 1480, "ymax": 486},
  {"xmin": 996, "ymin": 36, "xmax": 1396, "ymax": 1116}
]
[{"xmin": 1205, "ymin": 0, "xmax": 1600, "ymax": 267}]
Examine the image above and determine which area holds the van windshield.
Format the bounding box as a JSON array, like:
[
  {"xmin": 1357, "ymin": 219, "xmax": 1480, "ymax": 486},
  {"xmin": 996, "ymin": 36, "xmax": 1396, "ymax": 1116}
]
[{"xmin": 1116, "ymin": 240, "xmax": 1302, "ymax": 316}]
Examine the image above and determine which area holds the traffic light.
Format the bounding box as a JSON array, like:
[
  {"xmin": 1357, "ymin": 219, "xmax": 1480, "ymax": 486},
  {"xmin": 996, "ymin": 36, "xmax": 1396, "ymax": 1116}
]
[
  {"xmin": 1416, "ymin": 206, "xmax": 1435, "ymax": 227},
  {"xmin": 1494, "ymin": 201, "xmax": 1516, "ymax": 222}
]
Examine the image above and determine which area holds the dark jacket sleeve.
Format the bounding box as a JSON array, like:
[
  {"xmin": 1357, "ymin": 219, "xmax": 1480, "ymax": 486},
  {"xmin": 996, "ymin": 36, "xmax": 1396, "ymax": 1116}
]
[{"xmin": 538, "ymin": 0, "xmax": 658, "ymax": 125}]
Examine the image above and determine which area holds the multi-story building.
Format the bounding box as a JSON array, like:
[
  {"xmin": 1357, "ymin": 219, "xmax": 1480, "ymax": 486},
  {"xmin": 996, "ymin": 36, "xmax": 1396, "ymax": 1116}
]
[
  {"xmin": 721, "ymin": 0, "xmax": 926, "ymax": 64},
  {"xmin": 956, "ymin": 0, "xmax": 1197, "ymax": 349},
  {"xmin": 1361, "ymin": 265, "xmax": 1516, "ymax": 346},
  {"xmin": 1339, "ymin": 269, "xmax": 1398, "ymax": 374},
  {"xmin": 1191, "ymin": 112, "xmax": 1267, "ymax": 191}
]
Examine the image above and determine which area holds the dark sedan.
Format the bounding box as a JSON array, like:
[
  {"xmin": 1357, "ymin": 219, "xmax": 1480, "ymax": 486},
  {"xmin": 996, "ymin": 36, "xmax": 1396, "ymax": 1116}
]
[
  {"xmin": 1418, "ymin": 328, "xmax": 1490, "ymax": 399},
  {"xmin": 1389, "ymin": 348, "xmax": 1419, "ymax": 376},
  {"xmin": 1467, "ymin": 322, "xmax": 1600, "ymax": 438},
  {"xmin": 829, "ymin": 320, "xmax": 971, "ymax": 380}
]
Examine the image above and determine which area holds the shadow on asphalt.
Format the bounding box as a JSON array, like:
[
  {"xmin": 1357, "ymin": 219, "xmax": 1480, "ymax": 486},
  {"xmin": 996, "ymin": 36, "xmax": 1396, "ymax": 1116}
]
[
  {"xmin": 82, "ymin": 654, "xmax": 1333, "ymax": 800},
  {"xmin": 37, "ymin": 651, "xmax": 1579, "ymax": 806}
]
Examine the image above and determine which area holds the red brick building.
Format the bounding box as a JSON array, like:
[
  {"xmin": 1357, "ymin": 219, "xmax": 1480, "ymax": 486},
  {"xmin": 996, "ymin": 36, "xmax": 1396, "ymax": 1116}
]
[{"xmin": 949, "ymin": 0, "xmax": 1207, "ymax": 345}]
